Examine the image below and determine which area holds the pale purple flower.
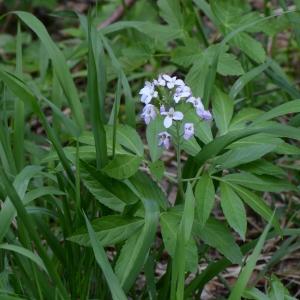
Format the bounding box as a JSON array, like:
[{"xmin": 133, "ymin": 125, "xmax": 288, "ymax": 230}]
[
  {"xmin": 154, "ymin": 74, "xmax": 166, "ymax": 87},
  {"xmin": 173, "ymin": 85, "xmax": 191, "ymax": 103},
  {"xmin": 183, "ymin": 123, "xmax": 194, "ymax": 140},
  {"xmin": 187, "ymin": 96, "xmax": 212, "ymax": 120},
  {"xmin": 162, "ymin": 74, "xmax": 184, "ymax": 89},
  {"xmin": 160, "ymin": 105, "xmax": 166, "ymax": 114},
  {"xmin": 158, "ymin": 131, "xmax": 171, "ymax": 149},
  {"xmin": 161, "ymin": 107, "xmax": 184, "ymax": 128},
  {"xmin": 141, "ymin": 104, "xmax": 157, "ymax": 124},
  {"xmin": 139, "ymin": 81, "xmax": 158, "ymax": 104},
  {"xmin": 196, "ymin": 107, "xmax": 212, "ymax": 120},
  {"xmin": 186, "ymin": 96, "xmax": 204, "ymax": 110}
]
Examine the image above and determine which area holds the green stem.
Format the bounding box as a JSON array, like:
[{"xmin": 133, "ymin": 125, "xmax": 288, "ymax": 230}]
[{"xmin": 176, "ymin": 123, "xmax": 183, "ymax": 200}]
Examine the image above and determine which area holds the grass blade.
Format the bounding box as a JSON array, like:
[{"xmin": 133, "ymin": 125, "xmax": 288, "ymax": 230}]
[
  {"xmin": 228, "ymin": 213, "xmax": 275, "ymax": 300},
  {"xmin": 0, "ymin": 167, "xmax": 69, "ymax": 299},
  {"xmin": 13, "ymin": 21, "xmax": 25, "ymax": 171},
  {"xmin": 0, "ymin": 243, "xmax": 47, "ymax": 273},
  {"xmin": 83, "ymin": 213, "xmax": 127, "ymax": 300},
  {"xmin": 87, "ymin": 16, "xmax": 108, "ymax": 168},
  {"xmin": 13, "ymin": 11, "xmax": 85, "ymax": 131}
]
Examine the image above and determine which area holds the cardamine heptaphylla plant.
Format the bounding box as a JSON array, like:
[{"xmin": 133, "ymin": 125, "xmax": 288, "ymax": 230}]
[{"xmin": 139, "ymin": 74, "xmax": 212, "ymax": 150}]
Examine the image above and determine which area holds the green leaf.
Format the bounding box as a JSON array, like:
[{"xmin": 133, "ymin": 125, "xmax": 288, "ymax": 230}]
[
  {"xmin": 146, "ymin": 116, "xmax": 164, "ymax": 161},
  {"xmin": 253, "ymin": 99, "xmax": 300, "ymax": 124},
  {"xmin": 223, "ymin": 172, "xmax": 295, "ymax": 192},
  {"xmin": 214, "ymin": 143, "xmax": 278, "ymax": 169},
  {"xmin": 149, "ymin": 160, "xmax": 165, "ymax": 181},
  {"xmin": 229, "ymin": 62, "xmax": 270, "ymax": 99},
  {"xmin": 212, "ymin": 88, "xmax": 234, "ymax": 135},
  {"xmin": 80, "ymin": 161, "xmax": 139, "ymax": 212},
  {"xmin": 87, "ymin": 18, "xmax": 107, "ymax": 168},
  {"xmin": 231, "ymin": 32, "xmax": 266, "ymax": 63},
  {"xmin": 195, "ymin": 173, "xmax": 215, "ymax": 228},
  {"xmin": 186, "ymin": 44, "xmax": 244, "ymax": 97},
  {"xmin": 0, "ymin": 166, "xmax": 42, "ymax": 242},
  {"xmin": 69, "ymin": 215, "xmax": 144, "ymax": 246},
  {"xmin": 195, "ymin": 218, "xmax": 243, "ymax": 264},
  {"xmin": 220, "ymin": 182, "xmax": 247, "ymax": 240},
  {"xmin": 171, "ymin": 184, "xmax": 196, "ymax": 299},
  {"xmin": 102, "ymin": 154, "xmax": 142, "ymax": 180},
  {"xmin": 269, "ymin": 275, "xmax": 287, "ymax": 300},
  {"xmin": 229, "ymin": 184, "xmax": 281, "ymax": 232},
  {"xmin": 110, "ymin": 125, "xmax": 144, "ymax": 157},
  {"xmin": 239, "ymin": 160, "xmax": 285, "ymax": 178},
  {"xmin": 229, "ymin": 108, "xmax": 263, "ymax": 130},
  {"xmin": 160, "ymin": 210, "xmax": 198, "ymax": 272},
  {"xmin": 83, "ymin": 213, "xmax": 127, "ymax": 300},
  {"xmin": 158, "ymin": 0, "xmax": 183, "ymax": 29},
  {"xmin": 228, "ymin": 213, "xmax": 274, "ymax": 300},
  {"xmin": 171, "ymin": 44, "xmax": 202, "ymax": 67},
  {"xmin": 101, "ymin": 21, "xmax": 183, "ymax": 43},
  {"xmin": 14, "ymin": 11, "xmax": 85, "ymax": 130},
  {"xmin": 115, "ymin": 199, "xmax": 159, "ymax": 292},
  {"xmin": 0, "ymin": 243, "xmax": 47, "ymax": 273},
  {"xmin": 128, "ymin": 171, "xmax": 168, "ymax": 211},
  {"xmin": 243, "ymin": 288, "xmax": 270, "ymax": 300}
]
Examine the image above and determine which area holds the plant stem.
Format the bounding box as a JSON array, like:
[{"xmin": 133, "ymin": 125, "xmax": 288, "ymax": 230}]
[{"xmin": 176, "ymin": 123, "xmax": 183, "ymax": 200}]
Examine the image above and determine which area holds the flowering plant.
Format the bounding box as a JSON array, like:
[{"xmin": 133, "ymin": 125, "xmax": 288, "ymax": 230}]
[{"xmin": 140, "ymin": 74, "xmax": 212, "ymax": 150}]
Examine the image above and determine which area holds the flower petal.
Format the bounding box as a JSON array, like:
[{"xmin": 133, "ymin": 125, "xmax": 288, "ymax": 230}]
[
  {"xmin": 162, "ymin": 74, "xmax": 172, "ymax": 81},
  {"xmin": 173, "ymin": 111, "xmax": 183, "ymax": 120},
  {"xmin": 164, "ymin": 116, "xmax": 173, "ymax": 128}
]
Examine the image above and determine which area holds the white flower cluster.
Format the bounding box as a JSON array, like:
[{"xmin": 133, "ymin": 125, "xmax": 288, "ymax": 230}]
[{"xmin": 140, "ymin": 74, "xmax": 212, "ymax": 150}]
